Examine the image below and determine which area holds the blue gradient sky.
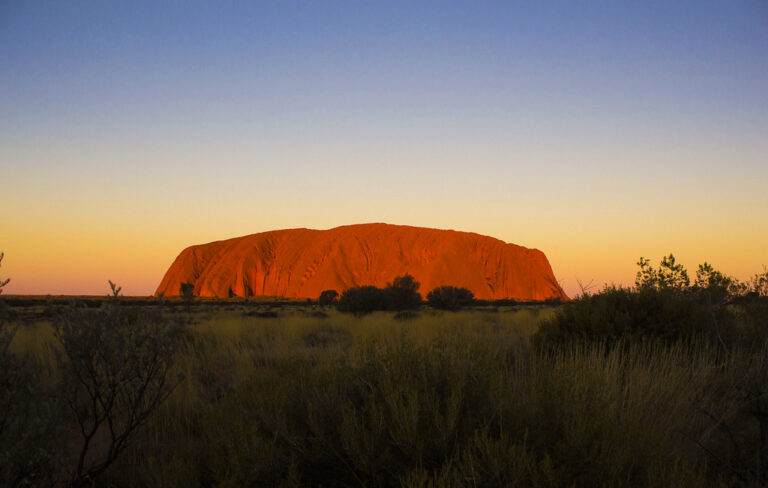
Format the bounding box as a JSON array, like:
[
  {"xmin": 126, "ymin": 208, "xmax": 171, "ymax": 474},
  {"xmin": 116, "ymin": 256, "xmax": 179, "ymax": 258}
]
[{"xmin": 1, "ymin": 1, "xmax": 767, "ymax": 296}]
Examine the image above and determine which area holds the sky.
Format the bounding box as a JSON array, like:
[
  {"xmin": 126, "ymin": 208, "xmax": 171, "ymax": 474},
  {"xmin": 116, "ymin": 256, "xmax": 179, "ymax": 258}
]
[{"xmin": 1, "ymin": 0, "xmax": 767, "ymax": 298}]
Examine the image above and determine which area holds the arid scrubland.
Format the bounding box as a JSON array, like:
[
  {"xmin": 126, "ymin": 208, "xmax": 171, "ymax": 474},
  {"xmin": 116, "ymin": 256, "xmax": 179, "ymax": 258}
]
[{"xmin": 1, "ymin": 253, "xmax": 766, "ymax": 487}]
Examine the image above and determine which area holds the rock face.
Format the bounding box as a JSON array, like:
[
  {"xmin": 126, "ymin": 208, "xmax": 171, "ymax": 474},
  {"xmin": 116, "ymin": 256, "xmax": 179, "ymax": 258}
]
[{"xmin": 155, "ymin": 223, "xmax": 568, "ymax": 301}]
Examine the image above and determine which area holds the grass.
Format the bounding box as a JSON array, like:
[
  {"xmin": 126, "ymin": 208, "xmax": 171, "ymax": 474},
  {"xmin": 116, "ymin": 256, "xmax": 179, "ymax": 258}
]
[{"xmin": 3, "ymin": 303, "xmax": 764, "ymax": 487}]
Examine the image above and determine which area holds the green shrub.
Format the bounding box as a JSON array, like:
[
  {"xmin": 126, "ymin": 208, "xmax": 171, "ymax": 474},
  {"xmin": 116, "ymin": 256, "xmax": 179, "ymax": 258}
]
[
  {"xmin": 533, "ymin": 285, "xmax": 723, "ymax": 347},
  {"xmin": 636, "ymin": 253, "xmax": 690, "ymax": 289},
  {"xmin": 536, "ymin": 257, "xmax": 768, "ymax": 349},
  {"xmin": 426, "ymin": 286, "xmax": 475, "ymax": 311}
]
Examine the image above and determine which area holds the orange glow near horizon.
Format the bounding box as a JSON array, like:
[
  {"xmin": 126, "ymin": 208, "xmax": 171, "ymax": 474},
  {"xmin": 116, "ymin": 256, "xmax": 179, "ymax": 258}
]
[
  {"xmin": 3, "ymin": 143, "xmax": 767, "ymax": 298},
  {"xmin": 2, "ymin": 202, "xmax": 766, "ymax": 299},
  {"xmin": 2, "ymin": 145, "xmax": 768, "ymax": 298}
]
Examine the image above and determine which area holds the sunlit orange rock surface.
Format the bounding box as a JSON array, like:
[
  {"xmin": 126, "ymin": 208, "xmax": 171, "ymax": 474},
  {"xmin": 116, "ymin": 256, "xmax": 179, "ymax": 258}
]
[{"xmin": 155, "ymin": 223, "xmax": 568, "ymax": 301}]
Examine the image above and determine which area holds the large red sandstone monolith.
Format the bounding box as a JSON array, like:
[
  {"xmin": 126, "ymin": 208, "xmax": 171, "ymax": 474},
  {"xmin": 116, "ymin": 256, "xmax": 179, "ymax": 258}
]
[{"xmin": 155, "ymin": 223, "xmax": 568, "ymax": 301}]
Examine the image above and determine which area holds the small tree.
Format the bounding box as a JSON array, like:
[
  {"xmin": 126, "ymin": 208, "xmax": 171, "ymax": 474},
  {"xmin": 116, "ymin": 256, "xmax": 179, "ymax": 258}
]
[
  {"xmin": 635, "ymin": 257, "xmax": 656, "ymax": 289},
  {"xmin": 635, "ymin": 254, "xmax": 689, "ymax": 290},
  {"xmin": 54, "ymin": 288, "xmax": 183, "ymax": 487},
  {"xmin": 318, "ymin": 289, "xmax": 339, "ymax": 306},
  {"xmin": 694, "ymin": 262, "xmax": 732, "ymax": 290},
  {"xmin": 657, "ymin": 254, "xmax": 689, "ymax": 289},
  {"xmin": 426, "ymin": 286, "xmax": 475, "ymax": 311},
  {"xmin": 385, "ymin": 274, "xmax": 422, "ymax": 311}
]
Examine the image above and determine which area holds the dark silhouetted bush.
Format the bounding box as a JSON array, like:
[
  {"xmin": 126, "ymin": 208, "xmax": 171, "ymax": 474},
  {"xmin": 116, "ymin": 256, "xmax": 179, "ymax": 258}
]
[
  {"xmin": 337, "ymin": 275, "xmax": 422, "ymax": 315},
  {"xmin": 384, "ymin": 274, "xmax": 422, "ymax": 311},
  {"xmin": 636, "ymin": 253, "xmax": 690, "ymax": 289},
  {"xmin": 318, "ymin": 289, "xmax": 339, "ymax": 306},
  {"xmin": 180, "ymin": 282, "xmax": 195, "ymax": 312},
  {"xmin": 533, "ymin": 285, "xmax": 718, "ymax": 347},
  {"xmin": 426, "ymin": 286, "xmax": 475, "ymax": 311},
  {"xmin": 180, "ymin": 282, "xmax": 195, "ymax": 298},
  {"xmin": 535, "ymin": 257, "xmax": 768, "ymax": 349},
  {"xmin": 337, "ymin": 286, "xmax": 387, "ymax": 315}
]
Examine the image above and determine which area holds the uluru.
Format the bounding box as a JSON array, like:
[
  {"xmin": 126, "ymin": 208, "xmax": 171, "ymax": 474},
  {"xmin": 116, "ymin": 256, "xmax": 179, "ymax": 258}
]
[{"xmin": 155, "ymin": 223, "xmax": 568, "ymax": 301}]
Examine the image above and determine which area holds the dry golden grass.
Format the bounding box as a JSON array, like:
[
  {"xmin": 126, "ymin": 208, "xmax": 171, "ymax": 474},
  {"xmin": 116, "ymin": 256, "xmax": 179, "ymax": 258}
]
[{"xmin": 5, "ymin": 304, "xmax": 761, "ymax": 487}]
